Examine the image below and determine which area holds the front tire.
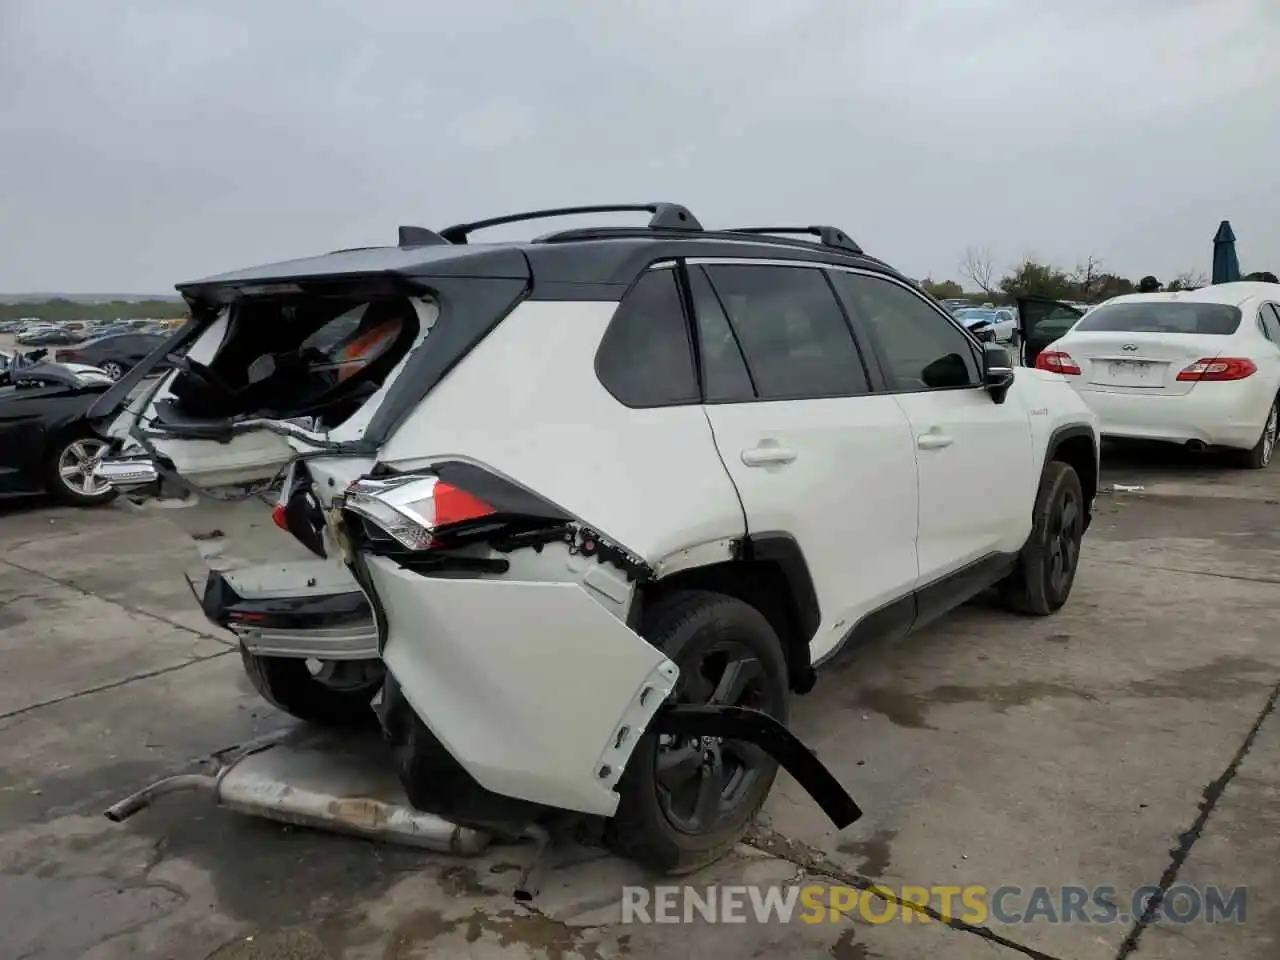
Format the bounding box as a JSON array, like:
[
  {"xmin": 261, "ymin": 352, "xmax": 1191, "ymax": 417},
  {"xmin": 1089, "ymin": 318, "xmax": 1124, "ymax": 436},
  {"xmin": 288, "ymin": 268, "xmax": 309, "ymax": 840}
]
[
  {"xmin": 46, "ymin": 433, "xmax": 116, "ymax": 507},
  {"xmin": 606, "ymin": 590, "xmax": 789, "ymax": 875},
  {"xmin": 999, "ymin": 461, "xmax": 1085, "ymax": 616},
  {"xmin": 100, "ymin": 360, "xmax": 125, "ymax": 380},
  {"xmin": 1235, "ymin": 396, "xmax": 1278, "ymax": 470},
  {"xmin": 240, "ymin": 648, "xmax": 382, "ymax": 728}
]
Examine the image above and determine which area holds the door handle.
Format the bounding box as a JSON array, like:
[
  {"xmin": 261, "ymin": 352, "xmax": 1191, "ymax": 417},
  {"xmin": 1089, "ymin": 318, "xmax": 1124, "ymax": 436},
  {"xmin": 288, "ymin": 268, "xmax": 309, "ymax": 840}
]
[
  {"xmin": 741, "ymin": 444, "xmax": 797, "ymax": 467},
  {"xmin": 916, "ymin": 431, "xmax": 954, "ymax": 450}
]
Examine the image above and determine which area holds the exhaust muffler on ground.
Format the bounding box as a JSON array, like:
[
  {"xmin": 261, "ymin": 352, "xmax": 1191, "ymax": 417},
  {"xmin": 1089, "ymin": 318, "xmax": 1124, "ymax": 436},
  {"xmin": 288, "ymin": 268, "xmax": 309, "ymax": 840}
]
[{"xmin": 103, "ymin": 732, "xmax": 492, "ymax": 857}]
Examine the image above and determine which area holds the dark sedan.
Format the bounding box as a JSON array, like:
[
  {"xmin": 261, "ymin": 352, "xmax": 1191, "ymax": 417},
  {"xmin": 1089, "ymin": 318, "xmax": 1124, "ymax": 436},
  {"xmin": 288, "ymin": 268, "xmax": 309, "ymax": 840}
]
[
  {"xmin": 54, "ymin": 331, "xmax": 168, "ymax": 381},
  {"xmin": 0, "ymin": 356, "xmax": 118, "ymax": 506},
  {"xmin": 16, "ymin": 326, "xmax": 81, "ymax": 346}
]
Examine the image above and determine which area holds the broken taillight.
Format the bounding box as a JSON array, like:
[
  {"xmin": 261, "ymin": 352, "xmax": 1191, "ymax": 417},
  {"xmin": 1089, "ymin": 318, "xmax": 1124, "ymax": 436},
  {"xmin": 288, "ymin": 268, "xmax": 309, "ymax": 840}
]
[{"xmin": 343, "ymin": 474, "xmax": 496, "ymax": 551}]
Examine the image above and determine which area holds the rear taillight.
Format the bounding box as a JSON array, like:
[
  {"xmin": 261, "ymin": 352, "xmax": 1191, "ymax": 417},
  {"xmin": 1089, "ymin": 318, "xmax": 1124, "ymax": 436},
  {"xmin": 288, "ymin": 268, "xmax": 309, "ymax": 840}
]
[
  {"xmin": 271, "ymin": 504, "xmax": 289, "ymax": 531},
  {"xmin": 344, "ymin": 474, "xmax": 496, "ymax": 551},
  {"xmin": 1176, "ymin": 358, "xmax": 1257, "ymax": 382},
  {"xmin": 1035, "ymin": 350, "xmax": 1082, "ymax": 376}
]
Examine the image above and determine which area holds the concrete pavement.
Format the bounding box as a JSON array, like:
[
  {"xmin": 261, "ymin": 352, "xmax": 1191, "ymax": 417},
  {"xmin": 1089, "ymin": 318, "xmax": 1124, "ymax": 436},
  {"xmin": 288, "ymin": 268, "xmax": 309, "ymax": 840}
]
[{"xmin": 1, "ymin": 446, "xmax": 1277, "ymax": 959}]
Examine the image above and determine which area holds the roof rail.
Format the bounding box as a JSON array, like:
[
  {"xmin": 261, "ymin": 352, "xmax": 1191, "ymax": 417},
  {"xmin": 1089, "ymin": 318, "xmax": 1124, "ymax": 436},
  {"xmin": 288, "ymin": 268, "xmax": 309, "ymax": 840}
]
[
  {"xmin": 726, "ymin": 226, "xmax": 863, "ymax": 255},
  {"xmin": 397, "ymin": 225, "xmax": 449, "ymax": 248},
  {"xmin": 438, "ymin": 203, "xmax": 702, "ymax": 244}
]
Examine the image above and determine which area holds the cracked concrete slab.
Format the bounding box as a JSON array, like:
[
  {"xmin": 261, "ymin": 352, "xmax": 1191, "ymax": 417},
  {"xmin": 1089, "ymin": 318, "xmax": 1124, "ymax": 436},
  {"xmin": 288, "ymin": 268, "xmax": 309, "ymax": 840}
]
[
  {"xmin": 0, "ymin": 654, "xmax": 285, "ymax": 825},
  {"xmin": 0, "ymin": 561, "xmax": 231, "ymax": 718},
  {"xmin": 1135, "ymin": 689, "xmax": 1280, "ymax": 960},
  {"xmin": 2, "ymin": 501, "xmax": 234, "ymax": 642},
  {"xmin": 760, "ymin": 496, "xmax": 1280, "ymax": 960}
]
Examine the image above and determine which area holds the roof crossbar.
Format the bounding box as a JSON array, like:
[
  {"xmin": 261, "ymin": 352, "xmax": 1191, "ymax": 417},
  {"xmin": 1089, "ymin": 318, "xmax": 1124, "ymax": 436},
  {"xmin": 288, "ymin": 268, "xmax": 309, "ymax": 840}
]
[
  {"xmin": 727, "ymin": 226, "xmax": 863, "ymax": 255},
  {"xmin": 438, "ymin": 203, "xmax": 702, "ymax": 244}
]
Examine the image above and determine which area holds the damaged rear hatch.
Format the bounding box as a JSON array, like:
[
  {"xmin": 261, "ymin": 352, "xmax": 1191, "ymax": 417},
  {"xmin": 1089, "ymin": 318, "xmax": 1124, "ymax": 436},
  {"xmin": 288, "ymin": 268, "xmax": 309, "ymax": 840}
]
[{"xmin": 93, "ymin": 242, "xmax": 531, "ymax": 588}]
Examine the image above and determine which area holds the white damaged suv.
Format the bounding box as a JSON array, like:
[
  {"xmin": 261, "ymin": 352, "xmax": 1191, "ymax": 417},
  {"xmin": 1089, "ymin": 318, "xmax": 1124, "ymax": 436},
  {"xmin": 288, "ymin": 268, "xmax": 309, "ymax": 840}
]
[{"xmin": 95, "ymin": 204, "xmax": 1099, "ymax": 873}]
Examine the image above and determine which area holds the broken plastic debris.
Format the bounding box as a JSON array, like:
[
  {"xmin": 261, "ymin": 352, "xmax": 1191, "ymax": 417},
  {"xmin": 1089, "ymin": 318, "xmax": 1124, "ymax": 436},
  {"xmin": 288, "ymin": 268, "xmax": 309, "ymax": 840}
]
[{"xmin": 1111, "ymin": 483, "xmax": 1145, "ymax": 493}]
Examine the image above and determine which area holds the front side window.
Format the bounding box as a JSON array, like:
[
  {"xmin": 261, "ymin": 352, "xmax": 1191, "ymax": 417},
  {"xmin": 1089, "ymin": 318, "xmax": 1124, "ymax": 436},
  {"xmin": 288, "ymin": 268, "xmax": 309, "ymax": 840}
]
[
  {"xmin": 830, "ymin": 272, "xmax": 980, "ymax": 391},
  {"xmin": 702, "ymin": 264, "xmax": 871, "ymax": 401},
  {"xmin": 595, "ymin": 268, "xmax": 699, "ymax": 407}
]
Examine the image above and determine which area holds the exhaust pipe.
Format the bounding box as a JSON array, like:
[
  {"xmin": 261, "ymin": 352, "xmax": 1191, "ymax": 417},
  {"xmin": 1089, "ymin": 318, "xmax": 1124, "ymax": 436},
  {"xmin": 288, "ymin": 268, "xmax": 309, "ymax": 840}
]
[
  {"xmin": 105, "ymin": 774, "xmax": 218, "ymax": 821},
  {"xmin": 1185, "ymin": 439, "xmax": 1207, "ymax": 452},
  {"xmin": 104, "ymin": 741, "xmax": 492, "ymax": 856}
]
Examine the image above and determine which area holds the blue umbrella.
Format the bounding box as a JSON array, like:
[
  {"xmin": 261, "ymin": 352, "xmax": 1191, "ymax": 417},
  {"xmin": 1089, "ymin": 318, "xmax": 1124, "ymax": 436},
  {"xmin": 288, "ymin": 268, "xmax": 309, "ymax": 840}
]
[{"xmin": 1212, "ymin": 220, "xmax": 1241, "ymax": 284}]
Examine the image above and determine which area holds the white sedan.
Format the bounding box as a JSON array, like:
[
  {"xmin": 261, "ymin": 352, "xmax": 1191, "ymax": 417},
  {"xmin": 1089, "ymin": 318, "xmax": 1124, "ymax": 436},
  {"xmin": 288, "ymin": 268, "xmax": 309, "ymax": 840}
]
[
  {"xmin": 954, "ymin": 306, "xmax": 1018, "ymax": 344},
  {"xmin": 1031, "ymin": 282, "xmax": 1280, "ymax": 467}
]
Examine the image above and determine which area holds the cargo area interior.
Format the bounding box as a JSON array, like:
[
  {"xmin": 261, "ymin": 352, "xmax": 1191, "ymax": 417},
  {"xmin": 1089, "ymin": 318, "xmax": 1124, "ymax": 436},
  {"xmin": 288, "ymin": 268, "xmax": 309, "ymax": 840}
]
[{"xmin": 161, "ymin": 293, "xmax": 423, "ymax": 430}]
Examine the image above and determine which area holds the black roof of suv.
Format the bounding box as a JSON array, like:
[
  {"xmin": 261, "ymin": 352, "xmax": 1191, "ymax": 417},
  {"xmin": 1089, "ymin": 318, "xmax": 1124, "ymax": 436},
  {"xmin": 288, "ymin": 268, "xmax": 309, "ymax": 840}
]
[{"xmin": 177, "ymin": 203, "xmax": 912, "ymax": 307}]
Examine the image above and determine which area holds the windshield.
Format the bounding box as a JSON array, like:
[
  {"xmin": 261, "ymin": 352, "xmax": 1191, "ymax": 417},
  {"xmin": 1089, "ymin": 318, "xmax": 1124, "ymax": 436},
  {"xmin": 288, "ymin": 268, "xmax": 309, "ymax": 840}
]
[
  {"xmin": 1073, "ymin": 301, "xmax": 1242, "ymax": 335},
  {"xmin": 956, "ymin": 309, "xmax": 996, "ymax": 322}
]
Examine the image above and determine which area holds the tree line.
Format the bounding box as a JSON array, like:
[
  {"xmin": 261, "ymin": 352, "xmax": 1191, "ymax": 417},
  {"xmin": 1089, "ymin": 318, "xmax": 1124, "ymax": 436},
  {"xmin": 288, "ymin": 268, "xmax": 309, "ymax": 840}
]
[
  {"xmin": 919, "ymin": 247, "xmax": 1277, "ymax": 305},
  {"xmin": 0, "ymin": 298, "xmax": 190, "ymax": 323}
]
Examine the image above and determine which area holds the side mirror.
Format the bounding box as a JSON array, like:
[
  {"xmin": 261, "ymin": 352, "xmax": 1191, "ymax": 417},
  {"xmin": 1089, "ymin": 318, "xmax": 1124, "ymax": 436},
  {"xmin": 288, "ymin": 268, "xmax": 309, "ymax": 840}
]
[{"xmin": 982, "ymin": 343, "xmax": 1015, "ymax": 404}]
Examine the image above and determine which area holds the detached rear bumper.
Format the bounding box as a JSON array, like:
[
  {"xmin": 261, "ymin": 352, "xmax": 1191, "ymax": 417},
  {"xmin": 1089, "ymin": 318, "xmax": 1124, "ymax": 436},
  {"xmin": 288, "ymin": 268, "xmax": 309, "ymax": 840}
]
[
  {"xmin": 365, "ymin": 554, "xmax": 678, "ymax": 817},
  {"xmin": 359, "ymin": 553, "xmax": 862, "ymax": 828}
]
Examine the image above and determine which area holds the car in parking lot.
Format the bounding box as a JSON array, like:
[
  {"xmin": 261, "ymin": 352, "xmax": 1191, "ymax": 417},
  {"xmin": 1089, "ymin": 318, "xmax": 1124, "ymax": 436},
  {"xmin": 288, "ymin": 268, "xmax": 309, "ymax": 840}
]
[
  {"xmin": 0, "ymin": 352, "xmax": 118, "ymax": 505},
  {"xmin": 15, "ymin": 324, "xmax": 81, "ymax": 346},
  {"xmin": 54, "ymin": 330, "xmax": 169, "ymax": 380},
  {"xmin": 955, "ymin": 306, "xmax": 1018, "ymax": 345},
  {"xmin": 1030, "ymin": 282, "xmax": 1280, "ymax": 467},
  {"xmin": 97, "ymin": 204, "xmax": 1100, "ymax": 874}
]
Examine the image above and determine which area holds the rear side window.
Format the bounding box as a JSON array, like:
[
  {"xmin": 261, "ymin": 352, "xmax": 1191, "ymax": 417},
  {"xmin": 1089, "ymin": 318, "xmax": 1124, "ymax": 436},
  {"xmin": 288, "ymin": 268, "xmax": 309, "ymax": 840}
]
[
  {"xmin": 702, "ymin": 264, "xmax": 870, "ymax": 400},
  {"xmin": 595, "ymin": 268, "xmax": 699, "ymax": 407},
  {"xmin": 1074, "ymin": 302, "xmax": 1242, "ymax": 335},
  {"xmin": 688, "ymin": 266, "xmax": 755, "ymax": 402}
]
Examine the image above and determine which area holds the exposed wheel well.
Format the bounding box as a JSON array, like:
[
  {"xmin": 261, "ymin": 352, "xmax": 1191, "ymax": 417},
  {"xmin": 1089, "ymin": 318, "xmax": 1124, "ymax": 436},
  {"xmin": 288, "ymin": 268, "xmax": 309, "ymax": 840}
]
[
  {"xmin": 636, "ymin": 558, "xmax": 817, "ymax": 695},
  {"xmin": 1050, "ymin": 434, "xmax": 1097, "ymax": 528}
]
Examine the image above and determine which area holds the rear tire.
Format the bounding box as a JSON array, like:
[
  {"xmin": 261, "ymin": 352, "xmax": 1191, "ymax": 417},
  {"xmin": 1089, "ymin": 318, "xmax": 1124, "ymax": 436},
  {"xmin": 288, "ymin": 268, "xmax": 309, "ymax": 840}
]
[
  {"xmin": 240, "ymin": 648, "xmax": 382, "ymax": 728},
  {"xmin": 100, "ymin": 360, "xmax": 125, "ymax": 380},
  {"xmin": 605, "ymin": 590, "xmax": 789, "ymax": 875},
  {"xmin": 999, "ymin": 461, "xmax": 1084, "ymax": 616},
  {"xmin": 1234, "ymin": 396, "xmax": 1278, "ymax": 470}
]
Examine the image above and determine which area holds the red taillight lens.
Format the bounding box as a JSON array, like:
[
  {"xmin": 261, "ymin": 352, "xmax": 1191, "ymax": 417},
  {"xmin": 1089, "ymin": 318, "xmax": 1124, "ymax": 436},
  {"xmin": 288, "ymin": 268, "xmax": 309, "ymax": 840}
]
[
  {"xmin": 271, "ymin": 503, "xmax": 289, "ymax": 530},
  {"xmin": 343, "ymin": 476, "xmax": 496, "ymax": 551},
  {"xmin": 1176, "ymin": 357, "xmax": 1257, "ymax": 382},
  {"xmin": 431, "ymin": 482, "xmax": 497, "ymax": 528},
  {"xmin": 1035, "ymin": 350, "xmax": 1082, "ymax": 376}
]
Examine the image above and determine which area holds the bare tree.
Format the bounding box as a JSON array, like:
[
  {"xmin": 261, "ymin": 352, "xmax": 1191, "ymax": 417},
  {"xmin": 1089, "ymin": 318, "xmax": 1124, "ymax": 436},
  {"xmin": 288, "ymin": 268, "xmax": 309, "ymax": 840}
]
[
  {"xmin": 1167, "ymin": 270, "xmax": 1208, "ymax": 292},
  {"xmin": 960, "ymin": 247, "xmax": 997, "ymax": 295},
  {"xmin": 1071, "ymin": 256, "xmax": 1104, "ymax": 301}
]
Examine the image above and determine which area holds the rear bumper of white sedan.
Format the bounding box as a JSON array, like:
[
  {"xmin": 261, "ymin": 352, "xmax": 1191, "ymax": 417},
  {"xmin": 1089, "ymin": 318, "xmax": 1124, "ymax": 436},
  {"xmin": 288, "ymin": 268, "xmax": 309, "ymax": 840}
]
[{"xmin": 1077, "ymin": 381, "xmax": 1272, "ymax": 449}]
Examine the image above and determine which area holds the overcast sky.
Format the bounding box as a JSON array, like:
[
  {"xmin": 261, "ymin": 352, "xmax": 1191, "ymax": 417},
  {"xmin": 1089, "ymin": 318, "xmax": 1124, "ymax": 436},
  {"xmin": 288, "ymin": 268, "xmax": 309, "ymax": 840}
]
[{"xmin": 2, "ymin": 0, "xmax": 1277, "ymax": 294}]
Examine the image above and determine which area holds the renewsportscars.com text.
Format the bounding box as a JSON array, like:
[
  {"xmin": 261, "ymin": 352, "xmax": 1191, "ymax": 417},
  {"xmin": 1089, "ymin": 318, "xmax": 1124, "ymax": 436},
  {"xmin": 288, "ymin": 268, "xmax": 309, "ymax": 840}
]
[{"xmin": 621, "ymin": 884, "xmax": 1248, "ymax": 926}]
